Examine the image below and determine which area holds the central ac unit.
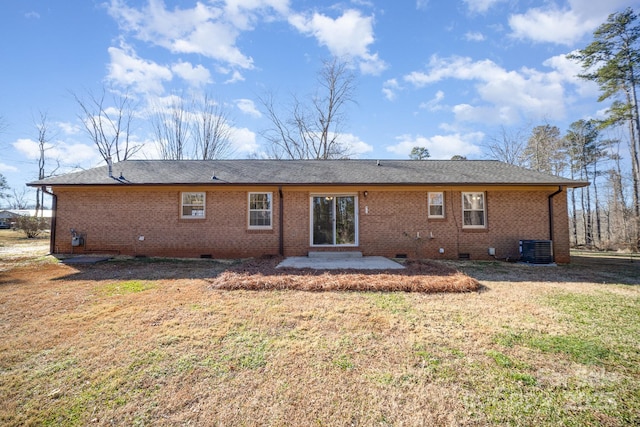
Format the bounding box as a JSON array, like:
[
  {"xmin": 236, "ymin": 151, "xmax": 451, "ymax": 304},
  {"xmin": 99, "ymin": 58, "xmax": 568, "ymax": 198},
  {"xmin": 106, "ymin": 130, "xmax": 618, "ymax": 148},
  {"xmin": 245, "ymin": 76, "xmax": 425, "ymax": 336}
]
[{"xmin": 519, "ymin": 240, "xmax": 553, "ymax": 264}]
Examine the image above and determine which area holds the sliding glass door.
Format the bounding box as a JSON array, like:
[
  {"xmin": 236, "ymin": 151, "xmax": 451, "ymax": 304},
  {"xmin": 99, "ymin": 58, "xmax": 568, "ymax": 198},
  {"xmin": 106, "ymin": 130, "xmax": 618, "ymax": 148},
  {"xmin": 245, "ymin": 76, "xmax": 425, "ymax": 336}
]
[{"xmin": 311, "ymin": 195, "xmax": 357, "ymax": 246}]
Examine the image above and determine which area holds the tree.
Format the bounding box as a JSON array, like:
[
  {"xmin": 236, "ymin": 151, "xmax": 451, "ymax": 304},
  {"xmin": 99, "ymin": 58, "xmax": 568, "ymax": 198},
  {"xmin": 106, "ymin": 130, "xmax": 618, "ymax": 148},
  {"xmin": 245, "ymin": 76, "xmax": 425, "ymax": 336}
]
[
  {"xmin": 410, "ymin": 146, "xmax": 430, "ymax": 160},
  {"xmin": 485, "ymin": 125, "xmax": 528, "ymax": 166},
  {"xmin": 451, "ymin": 155, "xmax": 467, "ymax": 160},
  {"xmin": 33, "ymin": 112, "xmax": 59, "ymax": 217},
  {"xmin": 565, "ymin": 120, "xmax": 603, "ymax": 247},
  {"xmin": 10, "ymin": 187, "xmax": 30, "ymax": 209},
  {"xmin": 0, "ymin": 174, "xmax": 9, "ymax": 204},
  {"xmin": 151, "ymin": 96, "xmax": 189, "ymax": 160},
  {"xmin": 523, "ymin": 124, "xmax": 566, "ymax": 175},
  {"xmin": 151, "ymin": 93, "xmax": 235, "ymax": 160},
  {"xmin": 260, "ymin": 57, "xmax": 357, "ymax": 159},
  {"xmin": 568, "ymin": 7, "xmax": 640, "ymax": 248},
  {"xmin": 192, "ymin": 93, "xmax": 234, "ymax": 160},
  {"xmin": 73, "ymin": 88, "xmax": 142, "ymax": 164}
]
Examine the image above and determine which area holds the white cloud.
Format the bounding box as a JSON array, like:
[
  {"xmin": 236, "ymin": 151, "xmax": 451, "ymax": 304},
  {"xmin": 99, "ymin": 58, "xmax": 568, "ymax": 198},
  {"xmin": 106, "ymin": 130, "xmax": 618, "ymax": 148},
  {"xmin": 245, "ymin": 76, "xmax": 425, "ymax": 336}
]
[
  {"xmin": 339, "ymin": 133, "xmax": 373, "ymax": 157},
  {"xmin": 230, "ymin": 127, "xmax": 259, "ymax": 153},
  {"xmin": 0, "ymin": 163, "xmax": 18, "ymax": 173},
  {"xmin": 107, "ymin": 0, "xmax": 255, "ymax": 69},
  {"xmin": 382, "ymin": 78, "xmax": 401, "ymax": 101},
  {"xmin": 464, "ymin": 31, "xmax": 485, "ymax": 42},
  {"xmin": 12, "ymin": 138, "xmax": 99, "ymax": 166},
  {"xmin": 225, "ymin": 70, "xmax": 245, "ymax": 84},
  {"xmin": 419, "ymin": 90, "xmax": 445, "ymax": 112},
  {"xmin": 452, "ymin": 104, "xmax": 520, "ymax": 125},
  {"xmin": 386, "ymin": 132, "xmax": 484, "ymax": 159},
  {"xmin": 235, "ymin": 99, "xmax": 262, "ymax": 118},
  {"xmin": 224, "ymin": 0, "xmax": 290, "ymax": 29},
  {"xmin": 507, "ymin": 0, "xmax": 637, "ymax": 46},
  {"xmin": 508, "ymin": 7, "xmax": 596, "ymax": 46},
  {"xmin": 107, "ymin": 44, "xmax": 172, "ymax": 94},
  {"xmin": 56, "ymin": 122, "xmax": 82, "ymax": 135},
  {"xmin": 403, "ymin": 55, "xmax": 569, "ymax": 123},
  {"xmin": 289, "ymin": 9, "xmax": 386, "ymax": 75},
  {"xmin": 171, "ymin": 61, "xmax": 212, "ymax": 86},
  {"xmin": 463, "ymin": 0, "xmax": 505, "ymax": 14}
]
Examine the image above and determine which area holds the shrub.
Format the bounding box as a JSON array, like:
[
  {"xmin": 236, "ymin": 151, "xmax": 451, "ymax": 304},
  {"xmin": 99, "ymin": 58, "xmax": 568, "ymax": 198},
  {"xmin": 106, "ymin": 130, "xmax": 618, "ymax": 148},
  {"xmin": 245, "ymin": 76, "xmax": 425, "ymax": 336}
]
[{"xmin": 15, "ymin": 216, "xmax": 48, "ymax": 238}]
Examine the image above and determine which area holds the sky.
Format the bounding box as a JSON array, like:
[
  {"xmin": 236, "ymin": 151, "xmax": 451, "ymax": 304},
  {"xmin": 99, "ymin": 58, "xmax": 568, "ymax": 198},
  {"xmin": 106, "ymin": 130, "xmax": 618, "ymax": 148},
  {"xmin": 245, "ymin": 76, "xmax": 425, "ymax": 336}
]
[{"xmin": 1, "ymin": 0, "xmax": 638, "ymax": 203}]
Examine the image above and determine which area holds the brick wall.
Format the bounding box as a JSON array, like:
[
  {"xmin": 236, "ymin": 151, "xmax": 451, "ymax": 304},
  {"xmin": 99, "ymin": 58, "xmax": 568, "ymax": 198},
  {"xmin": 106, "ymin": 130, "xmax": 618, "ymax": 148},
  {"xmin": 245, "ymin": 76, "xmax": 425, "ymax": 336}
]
[{"xmin": 52, "ymin": 186, "xmax": 571, "ymax": 262}]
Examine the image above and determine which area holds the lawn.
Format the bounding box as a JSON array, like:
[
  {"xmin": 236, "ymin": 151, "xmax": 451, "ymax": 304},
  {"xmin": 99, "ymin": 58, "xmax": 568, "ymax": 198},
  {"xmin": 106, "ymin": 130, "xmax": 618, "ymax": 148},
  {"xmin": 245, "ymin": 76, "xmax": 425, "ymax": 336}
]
[{"xmin": 1, "ymin": 230, "xmax": 639, "ymax": 426}]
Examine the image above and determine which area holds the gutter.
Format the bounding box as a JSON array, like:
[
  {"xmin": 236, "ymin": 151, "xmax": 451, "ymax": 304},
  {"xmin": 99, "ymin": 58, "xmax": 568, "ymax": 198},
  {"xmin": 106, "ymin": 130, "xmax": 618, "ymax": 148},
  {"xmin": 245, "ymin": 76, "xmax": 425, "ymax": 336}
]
[
  {"xmin": 41, "ymin": 186, "xmax": 57, "ymax": 255},
  {"xmin": 548, "ymin": 186, "xmax": 564, "ymax": 242},
  {"xmin": 278, "ymin": 186, "xmax": 284, "ymax": 256}
]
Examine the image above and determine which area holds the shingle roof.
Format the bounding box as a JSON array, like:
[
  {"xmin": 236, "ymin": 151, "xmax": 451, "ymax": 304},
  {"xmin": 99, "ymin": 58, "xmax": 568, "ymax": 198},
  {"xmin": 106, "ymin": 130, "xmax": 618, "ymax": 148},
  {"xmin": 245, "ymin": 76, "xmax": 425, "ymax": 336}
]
[{"xmin": 28, "ymin": 159, "xmax": 588, "ymax": 188}]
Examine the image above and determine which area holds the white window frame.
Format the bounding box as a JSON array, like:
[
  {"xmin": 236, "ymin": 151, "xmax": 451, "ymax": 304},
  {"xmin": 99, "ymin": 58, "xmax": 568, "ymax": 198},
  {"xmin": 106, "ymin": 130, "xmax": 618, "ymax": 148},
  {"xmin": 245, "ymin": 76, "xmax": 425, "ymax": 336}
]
[
  {"xmin": 248, "ymin": 192, "xmax": 273, "ymax": 229},
  {"xmin": 428, "ymin": 192, "xmax": 445, "ymax": 218},
  {"xmin": 462, "ymin": 192, "xmax": 486, "ymax": 228},
  {"xmin": 181, "ymin": 192, "xmax": 206, "ymax": 219}
]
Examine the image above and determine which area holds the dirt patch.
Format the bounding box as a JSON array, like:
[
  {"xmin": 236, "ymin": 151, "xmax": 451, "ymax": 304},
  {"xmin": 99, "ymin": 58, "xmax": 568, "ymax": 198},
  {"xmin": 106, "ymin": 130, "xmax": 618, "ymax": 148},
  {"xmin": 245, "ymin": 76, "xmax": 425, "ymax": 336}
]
[{"xmin": 209, "ymin": 256, "xmax": 480, "ymax": 292}]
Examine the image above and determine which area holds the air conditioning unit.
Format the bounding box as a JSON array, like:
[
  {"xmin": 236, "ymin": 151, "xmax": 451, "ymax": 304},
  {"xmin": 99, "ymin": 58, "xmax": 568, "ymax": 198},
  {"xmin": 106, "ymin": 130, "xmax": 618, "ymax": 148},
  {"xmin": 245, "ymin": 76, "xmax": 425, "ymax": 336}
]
[{"xmin": 519, "ymin": 240, "xmax": 553, "ymax": 264}]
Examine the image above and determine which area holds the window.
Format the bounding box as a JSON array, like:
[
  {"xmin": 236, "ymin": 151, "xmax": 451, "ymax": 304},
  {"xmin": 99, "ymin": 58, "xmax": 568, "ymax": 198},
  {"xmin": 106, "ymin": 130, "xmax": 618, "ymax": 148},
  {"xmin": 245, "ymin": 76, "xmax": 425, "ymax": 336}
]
[
  {"xmin": 462, "ymin": 192, "xmax": 486, "ymax": 228},
  {"xmin": 248, "ymin": 192, "xmax": 272, "ymax": 229},
  {"xmin": 181, "ymin": 192, "xmax": 205, "ymax": 218},
  {"xmin": 428, "ymin": 192, "xmax": 444, "ymax": 218}
]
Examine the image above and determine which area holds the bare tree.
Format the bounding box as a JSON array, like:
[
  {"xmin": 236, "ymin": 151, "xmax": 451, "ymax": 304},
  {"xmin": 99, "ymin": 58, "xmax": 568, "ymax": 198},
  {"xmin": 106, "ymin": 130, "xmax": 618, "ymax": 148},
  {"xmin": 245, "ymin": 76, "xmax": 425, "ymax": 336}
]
[
  {"xmin": 192, "ymin": 93, "xmax": 234, "ymax": 160},
  {"xmin": 485, "ymin": 125, "xmax": 528, "ymax": 166},
  {"xmin": 151, "ymin": 96, "xmax": 190, "ymax": 160},
  {"xmin": 33, "ymin": 112, "xmax": 59, "ymax": 217},
  {"xmin": 34, "ymin": 112, "xmax": 48, "ymax": 217},
  {"xmin": 73, "ymin": 88, "xmax": 141, "ymax": 163},
  {"xmin": 260, "ymin": 57, "xmax": 357, "ymax": 159},
  {"xmin": 523, "ymin": 124, "xmax": 567, "ymax": 175},
  {"xmin": 10, "ymin": 187, "xmax": 30, "ymax": 209}
]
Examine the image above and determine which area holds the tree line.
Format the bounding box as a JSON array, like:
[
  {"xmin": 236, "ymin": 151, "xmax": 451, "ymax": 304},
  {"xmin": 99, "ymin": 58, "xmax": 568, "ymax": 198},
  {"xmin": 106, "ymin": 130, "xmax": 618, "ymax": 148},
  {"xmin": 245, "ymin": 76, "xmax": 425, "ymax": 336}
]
[{"xmin": 485, "ymin": 8, "xmax": 640, "ymax": 251}]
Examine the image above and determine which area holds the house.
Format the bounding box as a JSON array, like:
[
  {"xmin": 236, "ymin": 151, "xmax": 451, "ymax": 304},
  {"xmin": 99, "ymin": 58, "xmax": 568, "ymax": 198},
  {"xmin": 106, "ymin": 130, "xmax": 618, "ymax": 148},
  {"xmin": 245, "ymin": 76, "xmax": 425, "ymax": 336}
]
[
  {"xmin": 28, "ymin": 159, "xmax": 588, "ymax": 263},
  {"xmin": 0, "ymin": 209, "xmax": 52, "ymax": 229}
]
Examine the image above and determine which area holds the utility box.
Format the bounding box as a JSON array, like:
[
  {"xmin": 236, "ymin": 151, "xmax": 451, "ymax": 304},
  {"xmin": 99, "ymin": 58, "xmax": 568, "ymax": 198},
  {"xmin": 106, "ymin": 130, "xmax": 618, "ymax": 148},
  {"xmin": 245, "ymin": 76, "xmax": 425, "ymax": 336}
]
[
  {"xmin": 519, "ymin": 240, "xmax": 553, "ymax": 264},
  {"xmin": 72, "ymin": 236, "xmax": 83, "ymax": 247}
]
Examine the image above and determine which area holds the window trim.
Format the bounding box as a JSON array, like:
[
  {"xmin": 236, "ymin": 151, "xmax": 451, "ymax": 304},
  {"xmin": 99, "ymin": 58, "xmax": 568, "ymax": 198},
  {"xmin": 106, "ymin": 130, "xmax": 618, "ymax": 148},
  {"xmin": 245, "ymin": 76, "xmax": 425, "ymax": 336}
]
[
  {"xmin": 181, "ymin": 192, "xmax": 206, "ymax": 219},
  {"xmin": 248, "ymin": 192, "xmax": 273, "ymax": 230},
  {"xmin": 428, "ymin": 191, "xmax": 445, "ymax": 218},
  {"xmin": 309, "ymin": 194, "xmax": 359, "ymax": 247},
  {"xmin": 462, "ymin": 192, "xmax": 486, "ymax": 229}
]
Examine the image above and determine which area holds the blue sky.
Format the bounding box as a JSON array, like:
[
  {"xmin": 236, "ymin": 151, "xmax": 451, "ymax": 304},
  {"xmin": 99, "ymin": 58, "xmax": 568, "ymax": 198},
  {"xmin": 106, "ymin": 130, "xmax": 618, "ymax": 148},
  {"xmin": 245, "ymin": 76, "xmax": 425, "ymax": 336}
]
[{"xmin": 1, "ymin": 0, "xmax": 637, "ymax": 199}]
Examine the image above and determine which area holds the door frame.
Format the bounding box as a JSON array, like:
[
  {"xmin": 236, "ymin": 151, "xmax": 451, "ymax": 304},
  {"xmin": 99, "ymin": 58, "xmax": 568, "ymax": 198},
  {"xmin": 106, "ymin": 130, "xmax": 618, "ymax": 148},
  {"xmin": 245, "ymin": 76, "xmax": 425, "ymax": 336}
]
[{"xmin": 309, "ymin": 194, "xmax": 359, "ymax": 247}]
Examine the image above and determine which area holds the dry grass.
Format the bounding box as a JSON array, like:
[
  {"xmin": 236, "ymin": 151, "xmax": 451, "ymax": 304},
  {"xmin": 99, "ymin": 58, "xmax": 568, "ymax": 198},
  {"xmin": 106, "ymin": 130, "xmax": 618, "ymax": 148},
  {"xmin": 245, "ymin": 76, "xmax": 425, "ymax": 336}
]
[
  {"xmin": 1, "ymin": 231, "xmax": 639, "ymax": 426},
  {"xmin": 210, "ymin": 256, "xmax": 481, "ymax": 292}
]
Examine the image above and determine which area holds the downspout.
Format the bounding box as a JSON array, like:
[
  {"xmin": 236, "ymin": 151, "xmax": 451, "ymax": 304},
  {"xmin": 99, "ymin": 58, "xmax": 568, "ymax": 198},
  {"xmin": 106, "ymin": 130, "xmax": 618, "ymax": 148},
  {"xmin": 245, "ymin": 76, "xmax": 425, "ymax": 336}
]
[
  {"xmin": 548, "ymin": 186, "xmax": 563, "ymax": 242},
  {"xmin": 278, "ymin": 186, "xmax": 284, "ymax": 256},
  {"xmin": 42, "ymin": 186, "xmax": 57, "ymax": 255}
]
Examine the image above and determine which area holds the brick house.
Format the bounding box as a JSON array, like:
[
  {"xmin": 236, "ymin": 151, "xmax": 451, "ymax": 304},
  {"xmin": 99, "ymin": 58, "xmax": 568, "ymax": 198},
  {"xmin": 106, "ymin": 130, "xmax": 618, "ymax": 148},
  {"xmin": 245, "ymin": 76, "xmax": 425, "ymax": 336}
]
[{"xmin": 28, "ymin": 159, "xmax": 587, "ymax": 263}]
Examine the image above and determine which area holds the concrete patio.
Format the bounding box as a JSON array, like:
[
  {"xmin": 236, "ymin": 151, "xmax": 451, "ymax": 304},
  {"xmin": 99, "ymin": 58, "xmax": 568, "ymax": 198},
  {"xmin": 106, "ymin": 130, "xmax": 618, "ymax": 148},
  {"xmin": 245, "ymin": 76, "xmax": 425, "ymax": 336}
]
[{"xmin": 276, "ymin": 251, "xmax": 405, "ymax": 270}]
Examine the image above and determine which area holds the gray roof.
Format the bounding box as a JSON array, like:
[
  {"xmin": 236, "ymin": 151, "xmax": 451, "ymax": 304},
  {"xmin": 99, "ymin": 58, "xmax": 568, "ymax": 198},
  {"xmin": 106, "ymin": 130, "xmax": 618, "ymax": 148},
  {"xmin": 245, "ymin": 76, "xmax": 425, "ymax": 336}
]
[{"xmin": 28, "ymin": 159, "xmax": 588, "ymax": 188}]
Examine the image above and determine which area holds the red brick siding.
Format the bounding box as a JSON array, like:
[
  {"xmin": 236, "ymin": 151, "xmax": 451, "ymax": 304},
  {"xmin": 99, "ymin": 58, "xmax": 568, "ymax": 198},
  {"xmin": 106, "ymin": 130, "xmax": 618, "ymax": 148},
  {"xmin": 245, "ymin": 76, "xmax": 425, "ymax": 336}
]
[
  {"xmin": 52, "ymin": 186, "xmax": 571, "ymax": 262},
  {"xmin": 54, "ymin": 188, "xmax": 280, "ymax": 258}
]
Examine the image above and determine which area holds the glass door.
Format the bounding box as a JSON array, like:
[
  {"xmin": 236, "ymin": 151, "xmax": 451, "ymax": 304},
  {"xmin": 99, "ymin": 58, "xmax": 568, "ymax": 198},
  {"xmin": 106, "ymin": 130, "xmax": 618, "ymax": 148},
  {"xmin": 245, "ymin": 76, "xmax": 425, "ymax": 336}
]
[{"xmin": 311, "ymin": 195, "xmax": 357, "ymax": 246}]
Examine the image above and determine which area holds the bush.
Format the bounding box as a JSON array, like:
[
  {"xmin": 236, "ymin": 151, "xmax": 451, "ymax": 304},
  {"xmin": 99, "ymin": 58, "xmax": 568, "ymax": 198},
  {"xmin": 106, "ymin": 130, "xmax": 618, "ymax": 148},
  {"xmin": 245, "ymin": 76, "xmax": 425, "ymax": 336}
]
[{"xmin": 15, "ymin": 216, "xmax": 48, "ymax": 238}]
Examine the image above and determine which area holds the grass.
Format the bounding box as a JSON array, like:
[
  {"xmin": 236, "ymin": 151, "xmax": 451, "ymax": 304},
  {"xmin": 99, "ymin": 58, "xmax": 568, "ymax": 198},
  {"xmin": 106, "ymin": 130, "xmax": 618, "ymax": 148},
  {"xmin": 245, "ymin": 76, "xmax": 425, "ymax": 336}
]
[{"xmin": 0, "ymin": 239, "xmax": 639, "ymax": 425}]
